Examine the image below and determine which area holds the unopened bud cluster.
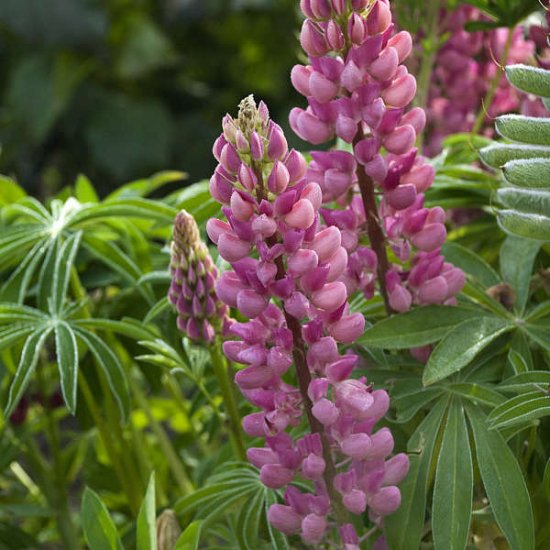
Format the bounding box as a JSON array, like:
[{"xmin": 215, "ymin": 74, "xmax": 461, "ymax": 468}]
[
  {"xmin": 168, "ymin": 210, "xmax": 229, "ymax": 342},
  {"xmin": 291, "ymin": 0, "xmax": 465, "ymax": 313}
]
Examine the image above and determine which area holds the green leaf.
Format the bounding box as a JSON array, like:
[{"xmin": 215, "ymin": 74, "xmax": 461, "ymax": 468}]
[
  {"xmin": 506, "ymin": 65, "xmax": 550, "ymax": 98},
  {"xmin": 107, "ymin": 171, "xmax": 185, "ymax": 201},
  {"xmin": 544, "ymin": 458, "xmax": 550, "ymax": 501},
  {"xmin": 55, "ymin": 322, "xmax": 79, "ymax": 414},
  {"xmin": 446, "ymin": 383, "xmax": 506, "ymax": 407},
  {"xmin": 1, "ymin": 238, "xmax": 49, "ymax": 303},
  {"xmin": 73, "ymin": 328, "xmax": 130, "ymax": 421},
  {"xmin": 0, "ymin": 175, "xmax": 26, "ymax": 206},
  {"xmin": 52, "ymin": 231, "xmax": 82, "ymax": 314},
  {"xmin": 143, "ymin": 297, "xmax": 171, "ymax": 325},
  {"xmin": 508, "ymin": 330, "xmax": 534, "ymax": 371},
  {"xmin": 236, "ymin": 488, "xmax": 264, "ymax": 550},
  {"xmin": 81, "ymin": 487, "xmax": 123, "ymax": 550},
  {"xmin": 523, "ymin": 322, "xmax": 550, "ymax": 352},
  {"xmin": 74, "ymin": 174, "xmax": 99, "ymax": 203},
  {"xmin": 37, "ymin": 239, "xmax": 59, "ymax": 311},
  {"xmin": 73, "ymin": 319, "xmax": 156, "ymax": 341},
  {"xmin": 497, "ymin": 209, "xmax": 550, "ymax": 241},
  {"xmin": 384, "ymin": 397, "xmax": 449, "ymax": 550},
  {"xmin": 499, "ymin": 236, "xmax": 540, "ymax": 314},
  {"xmin": 479, "ymin": 144, "xmax": 550, "ymax": 169},
  {"xmin": 0, "ymin": 324, "xmax": 39, "ymax": 354},
  {"xmin": 442, "ymin": 242, "xmax": 500, "ymax": 287},
  {"xmin": 0, "ymin": 304, "xmax": 48, "ymax": 324},
  {"xmin": 82, "ymin": 234, "xmax": 143, "ymax": 283},
  {"xmin": 466, "ymin": 404, "xmax": 534, "ymax": 550},
  {"xmin": 423, "ymin": 317, "xmax": 514, "ymax": 385},
  {"xmin": 174, "ymin": 521, "xmax": 202, "ymax": 550},
  {"xmin": 497, "ymin": 188, "xmax": 550, "ymax": 217},
  {"xmin": 503, "ymin": 158, "xmax": 550, "ymax": 188},
  {"xmin": 137, "ymin": 473, "xmax": 157, "ymax": 550},
  {"xmin": 508, "ymin": 349, "xmax": 528, "ymax": 374},
  {"xmin": 69, "ymin": 198, "xmax": 177, "ymax": 226},
  {"xmin": 487, "ymin": 392, "xmax": 550, "ymax": 429},
  {"xmin": 525, "ymin": 301, "xmax": 550, "ymax": 321},
  {"xmin": 499, "ymin": 371, "xmax": 550, "ymax": 393},
  {"xmin": 4, "ymin": 327, "xmax": 52, "ymax": 417},
  {"xmin": 432, "ymin": 400, "xmax": 473, "ymax": 550},
  {"xmin": 359, "ymin": 306, "xmax": 480, "ymax": 349},
  {"xmin": 496, "ymin": 115, "xmax": 550, "ymax": 146}
]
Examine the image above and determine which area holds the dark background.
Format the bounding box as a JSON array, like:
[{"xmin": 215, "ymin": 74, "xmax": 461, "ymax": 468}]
[{"xmin": 0, "ymin": 0, "xmax": 305, "ymax": 197}]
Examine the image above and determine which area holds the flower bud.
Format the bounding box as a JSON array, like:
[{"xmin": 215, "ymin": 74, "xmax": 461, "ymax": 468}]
[
  {"xmin": 268, "ymin": 504, "xmax": 302, "ymax": 534},
  {"xmin": 301, "ymin": 514, "xmax": 327, "ymax": 544},
  {"xmin": 381, "ymin": 74, "xmax": 417, "ymax": 108},
  {"xmin": 329, "ymin": 313, "xmax": 365, "ymax": 343},
  {"xmin": 285, "ymin": 199, "xmax": 316, "ymax": 229}
]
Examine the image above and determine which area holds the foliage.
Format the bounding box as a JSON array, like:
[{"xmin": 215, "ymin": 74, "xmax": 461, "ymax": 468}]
[{"xmin": 481, "ymin": 65, "xmax": 550, "ymax": 241}]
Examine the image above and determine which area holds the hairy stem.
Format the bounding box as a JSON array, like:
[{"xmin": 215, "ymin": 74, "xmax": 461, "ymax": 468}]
[
  {"xmin": 471, "ymin": 26, "xmax": 514, "ymax": 135},
  {"xmin": 353, "ymin": 130, "xmax": 393, "ymax": 314}
]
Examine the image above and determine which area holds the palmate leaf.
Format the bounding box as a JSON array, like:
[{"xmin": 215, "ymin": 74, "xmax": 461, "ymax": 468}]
[
  {"xmin": 384, "ymin": 397, "xmax": 449, "ymax": 550},
  {"xmin": 73, "ymin": 327, "xmax": 130, "ymax": 421},
  {"xmin": 422, "ymin": 317, "xmax": 515, "ymax": 385},
  {"xmin": 174, "ymin": 465, "xmax": 286, "ymax": 548},
  {"xmin": 466, "ymin": 404, "xmax": 535, "ymax": 550},
  {"xmin": 4, "ymin": 326, "xmax": 53, "ymax": 417},
  {"xmin": 432, "ymin": 399, "xmax": 473, "ymax": 550}
]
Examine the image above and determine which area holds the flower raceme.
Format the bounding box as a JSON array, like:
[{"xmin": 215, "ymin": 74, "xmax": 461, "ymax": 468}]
[
  {"xmin": 207, "ymin": 95, "xmax": 408, "ymax": 547},
  {"xmin": 291, "ymin": 0, "xmax": 465, "ymax": 314},
  {"xmin": 168, "ymin": 210, "xmax": 230, "ymax": 342}
]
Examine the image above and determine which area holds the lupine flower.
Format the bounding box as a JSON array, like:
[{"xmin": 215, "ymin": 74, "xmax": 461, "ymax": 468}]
[
  {"xmin": 291, "ymin": 0, "xmax": 464, "ymax": 314},
  {"xmin": 168, "ymin": 210, "xmax": 229, "ymax": 342},
  {"xmin": 420, "ymin": 5, "xmax": 546, "ymax": 155},
  {"xmin": 207, "ymin": 95, "xmax": 408, "ymax": 546}
]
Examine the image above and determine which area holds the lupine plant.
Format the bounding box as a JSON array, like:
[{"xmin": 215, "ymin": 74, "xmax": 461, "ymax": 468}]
[{"xmin": 0, "ymin": 1, "xmax": 549, "ymax": 550}]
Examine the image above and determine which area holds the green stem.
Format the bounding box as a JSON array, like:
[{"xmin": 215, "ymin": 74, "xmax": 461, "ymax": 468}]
[
  {"xmin": 36, "ymin": 366, "xmax": 80, "ymax": 549},
  {"xmin": 129, "ymin": 376, "xmax": 194, "ymax": 494},
  {"xmin": 209, "ymin": 342, "xmax": 246, "ymax": 460},
  {"xmin": 414, "ymin": 0, "xmax": 441, "ymax": 112},
  {"xmin": 79, "ymin": 372, "xmax": 142, "ymax": 515},
  {"xmin": 70, "ymin": 267, "xmax": 145, "ymax": 514},
  {"xmin": 471, "ymin": 27, "xmax": 514, "ymax": 135}
]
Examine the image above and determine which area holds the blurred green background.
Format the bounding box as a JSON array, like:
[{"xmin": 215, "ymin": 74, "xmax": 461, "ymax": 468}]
[{"xmin": 0, "ymin": 0, "xmax": 304, "ymax": 197}]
